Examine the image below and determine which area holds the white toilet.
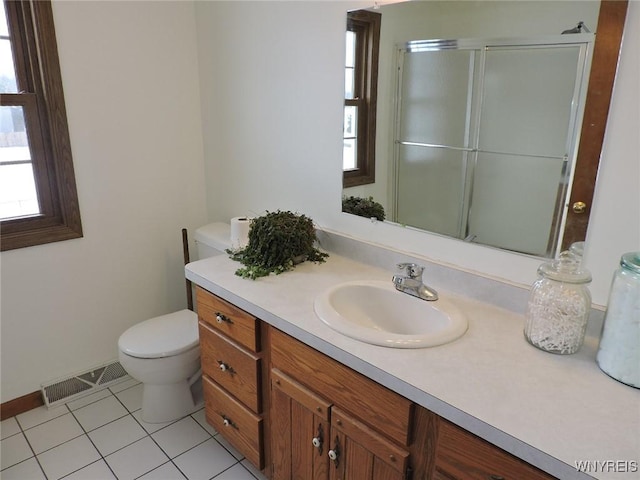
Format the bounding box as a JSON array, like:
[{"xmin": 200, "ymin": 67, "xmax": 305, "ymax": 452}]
[{"xmin": 117, "ymin": 223, "xmax": 231, "ymax": 423}]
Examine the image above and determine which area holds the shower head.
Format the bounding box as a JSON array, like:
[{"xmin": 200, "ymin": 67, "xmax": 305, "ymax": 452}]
[{"xmin": 562, "ymin": 21, "xmax": 591, "ymax": 34}]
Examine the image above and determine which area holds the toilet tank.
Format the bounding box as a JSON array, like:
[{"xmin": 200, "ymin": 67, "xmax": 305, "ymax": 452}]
[{"xmin": 194, "ymin": 222, "xmax": 231, "ymax": 259}]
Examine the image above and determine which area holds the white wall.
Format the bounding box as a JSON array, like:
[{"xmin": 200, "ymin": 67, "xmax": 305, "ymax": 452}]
[
  {"xmin": 197, "ymin": 0, "xmax": 639, "ymax": 306},
  {"xmin": 0, "ymin": 1, "xmax": 207, "ymax": 402},
  {"xmin": 586, "ymin": 0, "xmax": 640, "ymax": 304},
  {"xmin": 195, "ymin": 1, "xmax": 345, "ymax": 223}
]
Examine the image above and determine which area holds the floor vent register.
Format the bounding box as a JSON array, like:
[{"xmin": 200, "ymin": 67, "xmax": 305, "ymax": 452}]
[{"xmin": 41, "ymin": 361, "xmax": 129, "ymax": 407}]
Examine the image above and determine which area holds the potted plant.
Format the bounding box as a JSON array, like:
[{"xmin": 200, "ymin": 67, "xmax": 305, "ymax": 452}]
[
  {"xmin": 228, "ymin": 210, "xmax": 328, "ymax": 279},
  {"xmin": 342, "ymin": 196, "xmax": 386, "ymax": 221}
]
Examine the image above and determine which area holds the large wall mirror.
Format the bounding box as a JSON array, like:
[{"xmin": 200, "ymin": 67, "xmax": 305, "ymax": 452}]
[{"xmin": 342, "ymin": 0, "xmax": 627, "ymax": 259}]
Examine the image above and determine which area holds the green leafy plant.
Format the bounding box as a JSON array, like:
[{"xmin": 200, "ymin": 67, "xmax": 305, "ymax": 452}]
[
  {"xmin": 228, "ymin": 210, "xmax": 328, "ymax": 279},
  {"xmin": 342, "ymin": 196, "xmax": 386, "ymax": 221}
]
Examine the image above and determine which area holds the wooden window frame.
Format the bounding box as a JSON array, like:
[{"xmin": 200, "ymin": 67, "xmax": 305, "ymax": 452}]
[
  {"xmin": 344, "ymin": 10, "xmax": 380, "ymax": 188},
  {"xmin": 1, "ymin": 0, "xmax": 82, "ymax": 251}
]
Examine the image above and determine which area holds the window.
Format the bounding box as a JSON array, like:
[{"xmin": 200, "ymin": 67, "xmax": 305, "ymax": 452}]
[
  {"xmin": 1, "ymin": 0, "xmax": 82, "ymax": 251},
  {"xmin": 343, "ymin": 10, "xmax": 380, "ymax": 188}
]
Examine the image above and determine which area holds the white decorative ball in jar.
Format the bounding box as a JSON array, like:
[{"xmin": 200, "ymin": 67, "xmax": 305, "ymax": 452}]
[{"xmin": 524, "ymin": 251, "xmax": 592, "ymax": 355}]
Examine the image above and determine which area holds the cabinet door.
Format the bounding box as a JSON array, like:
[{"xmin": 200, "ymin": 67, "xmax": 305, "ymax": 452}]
[
  {"xmin": 328, "ymin": 407, "xmax": 409, "ymax": 480},
  {"xmin": 271, "ymin": 369, "xmax": 331, "ymax": 480},
  {"xmin": 434, "ymin": 419, "xmax": 557, "ymax": 480},
  {"xmin": 271, "ymin": 329, "xmax": 413, "ymax": 446}
]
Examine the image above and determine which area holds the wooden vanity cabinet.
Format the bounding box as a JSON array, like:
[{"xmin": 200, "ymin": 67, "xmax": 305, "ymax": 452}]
[
  {"xmin": 270, "ymin": 328, "xmax": 413, "ymax": 447},
  {"xmin": 269, "ymin": 329, "xmax": 412, "ymax": 480},
  {"xmin": 195, "ymin": 288, "xmax": 558, "ymax": 480},
  {"xmin": 196, "ymin": 287, "xmax": 265, "ymax": 469}
]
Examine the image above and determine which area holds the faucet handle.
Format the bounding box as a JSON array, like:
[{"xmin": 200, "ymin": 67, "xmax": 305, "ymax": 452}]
[{"xmin": 396, "ymin": 263, "xmax": 424, "ymax": 279}]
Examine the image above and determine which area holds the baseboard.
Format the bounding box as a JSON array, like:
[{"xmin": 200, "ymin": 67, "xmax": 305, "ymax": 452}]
[{"xmin": 1, "ymin": 391, "xmax": 44, "ymax": 421}]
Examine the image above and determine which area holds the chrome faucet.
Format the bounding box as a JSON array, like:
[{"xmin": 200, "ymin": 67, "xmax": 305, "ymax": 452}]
[{"xmin": 392, "ymin": 263, "xmax": 438, "ymax": 301}]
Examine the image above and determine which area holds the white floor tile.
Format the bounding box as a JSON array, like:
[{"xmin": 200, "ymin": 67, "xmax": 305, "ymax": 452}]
[
  {"xmin": 138, "ymin": 461, "xmax": 187, "ymax": 479},
  {"xmin": 0, "ymin": 457, "xmax": 46, "ymax": 480},
  {"xmin": 88, "ymin": 415, "xmax": 147, "ymax": 456},
  {"xmin": 4, "ymin": 396, "xmax": 260, "ymax": 480},
  {"xmin": 63, "ymin": 459, "xmax": 117, "ymax": 479},
  {"xmin": 105, "ymin": 436, "xmax": 169, "ymax": 480},
  {"xmin": 173, "ymin": 438, "xmax": 237, "ymax": 480},
  {"xmin": 37, "ymin": 435, "xmax": 100, "ymax": 480},
  {"xmin": 132, "ymin": 409, "xmax": 177, "ymax": 434},
  {"xmin": 115, "ymin": 383, "xmax": 143, "ymax": 413},
  {"xmin": 24, "ymin": 413, "xmax": 84, "ymax": 454},
  {"xmin": 0, "ymin": 433, "xmax": 33, "ymax": 469},
  {"xmin": 73, "ymin": 395, "xmax": 128, "ymax": 432},
  {"xmin": 16, "ymin": 404, "xmax": 68, "ymax": 430},
  {"xmin": 151, "ymin": 416, "xmax": 210, "ymax": 458},
  {"xmin": 66, "ymin": 388, "xmax": 112, "ymax": 411},
  {"xmin": 1, "ymin": 417, "xmax": 21, "ymax": 440},
  {"xmin": 214, "ymin": 463, "xmax": 258, "ymax": 480},
  {"xmin": 190, "ymin": 408, "xmax": 217, "ymax": 436}
]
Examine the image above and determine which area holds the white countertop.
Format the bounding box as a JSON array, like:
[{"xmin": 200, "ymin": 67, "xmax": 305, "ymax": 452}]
[{"xmin": 186, "ymin": 252, "xmax": 639, "ymax": 480}]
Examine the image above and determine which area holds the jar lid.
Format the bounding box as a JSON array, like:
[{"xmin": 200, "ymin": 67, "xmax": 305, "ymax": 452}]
[
  {"xmin": 538, "ymin": 251, "xmax": 592, "ymax": 284},
  {"xmin": 569, "ymin": 241, "xmax": 584, "ymax": 257},
  {"xmin": 621, "ymin": 252, "xmax": 640, "ymax": 274}
]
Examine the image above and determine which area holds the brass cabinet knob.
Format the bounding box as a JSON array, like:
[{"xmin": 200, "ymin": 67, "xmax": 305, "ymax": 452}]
[{"xmin": 572, "ymin": 201, "xmax": 587, "ymax": 214}]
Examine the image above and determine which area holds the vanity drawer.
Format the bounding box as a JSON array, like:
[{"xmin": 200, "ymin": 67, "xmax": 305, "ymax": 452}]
[
  {"xmin": 203, "ymin": 376, "xmax": 264, "ymax": 469},
  {"xmin": 434, "ymin": 419, "xmax": 557, "ymax": 480},
  {"xmin": 199, "ymin": 322, "xmax": 262, "ymax": 413},
  {"xmin": 270, "ymin": 328, "xmax": 412, "ymax": 447},
  {"xmin": 196, "ymin": 287, "xmax": 260, "ymax": 352}
]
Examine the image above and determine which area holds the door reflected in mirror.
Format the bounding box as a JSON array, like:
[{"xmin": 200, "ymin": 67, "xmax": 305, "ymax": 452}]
[{"xmin": 341, "ymin": 1, "xmax": 627, "ymax": 259}]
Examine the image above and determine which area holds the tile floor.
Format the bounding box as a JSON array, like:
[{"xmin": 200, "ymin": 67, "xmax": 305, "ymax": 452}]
[{"xmin": 1, "ymin": 377, "xmax": 268, "ymax": 480}]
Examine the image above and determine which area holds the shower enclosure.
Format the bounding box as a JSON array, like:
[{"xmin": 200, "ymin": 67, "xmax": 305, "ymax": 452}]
[{"xmin": 393, "ymin": 35, "xmax": 593, "ymax": 257}]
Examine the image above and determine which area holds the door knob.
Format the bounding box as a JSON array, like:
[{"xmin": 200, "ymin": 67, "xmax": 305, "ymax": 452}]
[
  {"xmin": 572, "ymin": 201, "xmax": 587, "ymax": 214},
  {"xmin": 312, "ymin": 424, "xmax": 324, "ymax": 453}
]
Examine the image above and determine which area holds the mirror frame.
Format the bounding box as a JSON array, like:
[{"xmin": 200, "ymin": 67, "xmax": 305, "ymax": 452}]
[{"xmin": 563, "ymin": 0, "xmax": 627, "ymax": 249}]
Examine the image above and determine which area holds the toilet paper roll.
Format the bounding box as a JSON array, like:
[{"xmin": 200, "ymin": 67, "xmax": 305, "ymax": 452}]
[{"xmin": 230, "ymin": 217, "xmax": 251, "ymax": 249}]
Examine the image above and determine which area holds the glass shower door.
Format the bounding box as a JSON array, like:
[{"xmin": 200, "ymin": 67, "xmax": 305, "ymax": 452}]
[
  {"xmin": 468, "ymin": 44, "xmax": 585, "ymax": 256},
  {"xmin": 395, "ymin": 48, "xmax": 478, "ymax": 237}
]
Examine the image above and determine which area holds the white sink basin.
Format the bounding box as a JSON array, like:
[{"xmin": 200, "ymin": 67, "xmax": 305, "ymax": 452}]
[{"xmin": 314, "ymin": 280, "xmax": 468, "ymax": 348}]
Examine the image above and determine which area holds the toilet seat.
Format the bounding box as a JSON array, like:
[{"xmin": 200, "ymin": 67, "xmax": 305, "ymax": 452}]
[{"xmin": 119, "ymin": 309, "xmax": 198, "ymax": 359}]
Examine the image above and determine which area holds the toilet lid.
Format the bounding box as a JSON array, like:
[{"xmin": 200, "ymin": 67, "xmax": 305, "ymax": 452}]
[{"xmin": 119, "ymin": 309, "xmax": 199, "ymax": 359}]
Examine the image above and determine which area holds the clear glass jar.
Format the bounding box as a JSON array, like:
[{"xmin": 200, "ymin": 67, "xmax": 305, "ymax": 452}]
[
  {"xmin": 596, "ymin": 252, "xmax": 640, "ymax": 388},
  {"xmin": 569, "ymin": 241, "xmax": 585, "ymax": 261},
  {"xmin": 524, "ymin": 251, "xmax": 592, "ymax": 354}
]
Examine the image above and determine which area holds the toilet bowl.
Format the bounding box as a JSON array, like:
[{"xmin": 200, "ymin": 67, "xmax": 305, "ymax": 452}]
[
  {"xmin": 117, "ymin": 223, "xmax": 231, "ymax": 423},
  {"xmin": 118, "ymin": 309, "xmax": 201, "ymax": 423}
]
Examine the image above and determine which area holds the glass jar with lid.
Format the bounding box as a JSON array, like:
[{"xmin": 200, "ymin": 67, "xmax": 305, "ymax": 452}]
[
  {"xmin": 524, "ymin": 251, "xmax": 592, "ymax": 354},
  {"xmin": 596, "ymin": 252, "xmax": 640, "ymax": 388}
]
